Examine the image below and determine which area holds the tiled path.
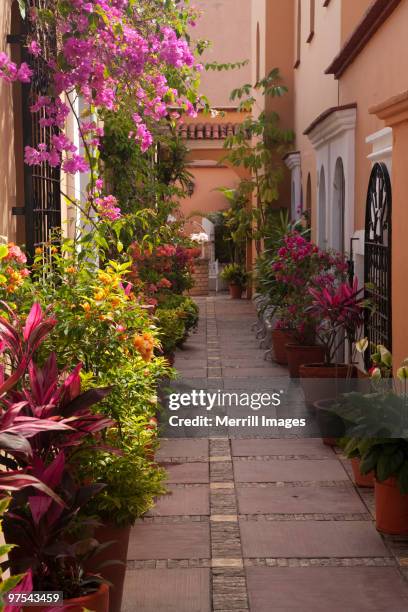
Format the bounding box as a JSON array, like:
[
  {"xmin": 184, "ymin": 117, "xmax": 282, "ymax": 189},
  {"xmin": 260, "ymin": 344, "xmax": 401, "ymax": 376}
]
[{"xmin": 123, "ymin": 296, "xmax": 408, "ymax": 612}]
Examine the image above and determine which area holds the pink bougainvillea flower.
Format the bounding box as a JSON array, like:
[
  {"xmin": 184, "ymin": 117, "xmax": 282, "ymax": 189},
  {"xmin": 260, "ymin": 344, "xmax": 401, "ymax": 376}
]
[{"xmin": 94, "ymin": 194, "xmax": 122, "ymax": 222}]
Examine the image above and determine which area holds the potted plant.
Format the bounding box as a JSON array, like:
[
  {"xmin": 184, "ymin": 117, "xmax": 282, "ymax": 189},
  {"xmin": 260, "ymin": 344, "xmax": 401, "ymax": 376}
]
[
  {"xmin": 5, "ymin": 456, "xmax": 110, "ymax": 612},
  {"xmin": 77, "ymin": 415, "xmax": 166, "ymax": 612},
  {"xmin": 332, "ymin": 354, "xmax": 408, "ymax": 533},
  {"xmin": 267, "ymin": 232, "xmax": 347, "ymax": 375},
  {"xmin": 299, "ymin": 277, "xmax": 367, "ymax": 380},
  {"xmin": 220, "ymin": 263, "xmax": 248, "ymax": 299},
  {"xmin": 338, "ymin": 343, "xmax": 392, "ymax": 485},
  {"xmin": 0, "ymin": 304, "xmax": 114, "ymax": 610}
]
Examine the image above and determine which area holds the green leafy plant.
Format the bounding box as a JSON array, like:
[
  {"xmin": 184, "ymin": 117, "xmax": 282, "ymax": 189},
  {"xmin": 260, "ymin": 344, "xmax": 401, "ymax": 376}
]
[
  {"xmin": 155, "ymin": 308, "xmax": 186, "ymax": 355},
  {"xmin": 159, "ymin": 293, "xmax": 198, "ymax": 326},
  {"xmin": 77, "ymin": 416, "xmax": 166, "ymax": 527},
  {"xmin": 220, "ymin": 263, "xmax": 248, "ymax": 287},
  {"xmin": 222, "ymin": 68, "xmax": 294, "ymax": 254}
]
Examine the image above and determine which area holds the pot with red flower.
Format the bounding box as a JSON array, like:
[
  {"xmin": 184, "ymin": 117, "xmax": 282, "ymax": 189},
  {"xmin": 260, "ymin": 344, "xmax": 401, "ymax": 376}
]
[
  {"xmin": 298, "ymin": 277, "xmax": 369, "ymax": 405},
  {"xmin": 267, "ymin": 233, "xmax": 348, "ymax": 375}
]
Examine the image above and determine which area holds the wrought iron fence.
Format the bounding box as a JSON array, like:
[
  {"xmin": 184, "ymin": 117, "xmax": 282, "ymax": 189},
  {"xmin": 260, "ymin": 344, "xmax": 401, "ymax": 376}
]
[{"xmin": 364, "ymin": 162, "xmax": 392, "ymax": 367}]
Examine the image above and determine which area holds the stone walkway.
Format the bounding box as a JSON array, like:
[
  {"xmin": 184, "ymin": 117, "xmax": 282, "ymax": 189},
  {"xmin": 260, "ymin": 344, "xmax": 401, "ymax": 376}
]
[{"xmin": 122, "ymin": 295, "xmax": 408, "ymax": 612}]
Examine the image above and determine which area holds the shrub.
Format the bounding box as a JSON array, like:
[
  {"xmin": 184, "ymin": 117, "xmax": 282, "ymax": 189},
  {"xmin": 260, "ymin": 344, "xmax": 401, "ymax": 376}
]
[{"xmin": 220, "ymin": 263, "xmax": 248, "ymax": 287}]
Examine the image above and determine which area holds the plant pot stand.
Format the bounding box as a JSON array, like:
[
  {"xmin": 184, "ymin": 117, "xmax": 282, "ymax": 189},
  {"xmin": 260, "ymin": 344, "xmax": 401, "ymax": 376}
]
[
  {"xmin": 299, "ymin": 363, "xmax": 356, "ymax": 407},
  {"xmin": 285, "ymin": 344, "xmax": 326, "ymax": 378},
  {"xmin": 271, "ymin": 329, "xmax": 296, "ymax": 365}
]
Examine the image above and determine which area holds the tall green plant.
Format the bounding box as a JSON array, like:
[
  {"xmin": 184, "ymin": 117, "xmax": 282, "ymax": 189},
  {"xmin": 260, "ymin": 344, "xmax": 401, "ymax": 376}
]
[{"xmin": 222, "ymin": 69, "xmax": 294, "ymax": 254}]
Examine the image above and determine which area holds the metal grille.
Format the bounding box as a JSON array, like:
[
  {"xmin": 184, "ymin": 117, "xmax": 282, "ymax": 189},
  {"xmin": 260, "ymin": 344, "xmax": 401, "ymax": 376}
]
[
  {"xmin": 21, "ymin": 0, "xmax": 61, "ymax": 257},
  {"xmin": 364, "ymin": 162, "xmax": 392, "ymax": 366}
]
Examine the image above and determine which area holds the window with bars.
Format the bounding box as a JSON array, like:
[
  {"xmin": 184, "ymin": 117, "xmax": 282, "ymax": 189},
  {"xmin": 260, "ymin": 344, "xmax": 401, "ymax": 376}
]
[{"xmin": 10, "ymin": 0, "xmax": 61, "ymax": 259}]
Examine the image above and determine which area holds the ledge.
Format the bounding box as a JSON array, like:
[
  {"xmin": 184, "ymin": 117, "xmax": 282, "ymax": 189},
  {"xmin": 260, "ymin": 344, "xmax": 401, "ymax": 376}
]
[
  {"xmin": 325, "ymin": 0, "xmax": 402, "ymax": 79},
  {"xmin": 369, "ymin": 90, "xmax": 408, "ymax": 126},
  {"xmin": 304, "ymin": 104, "xmax": 357, "ymax": 136},
  {"xmin": 305, "ymin": 104, "xmax": 357, "ymax": 149}
]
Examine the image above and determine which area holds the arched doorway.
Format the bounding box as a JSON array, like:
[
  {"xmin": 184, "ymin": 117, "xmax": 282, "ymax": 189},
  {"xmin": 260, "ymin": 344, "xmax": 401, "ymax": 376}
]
[
  {"xmin": 318, "ymin": 167, "xmax": 326, "ymax": 248},
  {"xmin": 364, "ymin": 162, "xmax": 392, "ymax": 367},
  {"xmin": 333, "ymin": 158, "xmax": 345, "ymax": 253}
]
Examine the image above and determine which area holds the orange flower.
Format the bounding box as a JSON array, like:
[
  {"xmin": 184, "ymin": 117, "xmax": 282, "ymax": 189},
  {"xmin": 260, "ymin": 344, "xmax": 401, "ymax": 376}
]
[
  {"xmin": 81, "ymin": 302, "xmax": 91, "ymax": 312},
  {"xmin": 133, "ymin": 332, "xmax": 155, "ymax": 362},
  {"xmin": 66, "ymin": 266, "xmax": 77, "ymax": 274}
]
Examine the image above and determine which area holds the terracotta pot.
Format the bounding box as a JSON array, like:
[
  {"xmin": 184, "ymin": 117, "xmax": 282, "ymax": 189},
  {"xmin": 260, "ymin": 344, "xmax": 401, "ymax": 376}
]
[
  {"xmin": 271, "ymin": 329, "xmax": 296, "ymax": 365},
  {"xmin": 285, "ymin": 344, "xmax": 326, "ymax": 378},
  {"xmin": 229, "ymin": 283, "xmax": 244, "ymax": 299},
  {"xmin": 85, "ymin": 524, "xmax": 131, "ymax": 612},
  {"xmin": 375, "ymin": 477, "xmax": 408, "ymax": 535},
  {"xmin": 351, "ymin": 457, "xmax": 374, "ymax": 488},
  {"xmin": 23, "ymin": 582, "xmax": 109, "ymax": 612},
  {"xmin": 299, "ymin": 363, "xmax": 355, "ymax": 407},
  {"xmin": 314, "ymin": 398, "xmax": 346, "ymax": 444}
]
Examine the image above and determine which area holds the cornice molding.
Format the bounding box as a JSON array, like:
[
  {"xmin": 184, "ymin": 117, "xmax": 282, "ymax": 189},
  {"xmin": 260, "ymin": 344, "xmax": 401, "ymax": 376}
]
[
  {"xmin": 325, "ymin": 0, "xmax": 402, "ymax": 79},
  {"xmin": 370, "ymin": 90, "xmax": 408, "ymax": 126},
  {"xmin": 304, "ymin": 105, "xmax": 357, "ymax": 149},
  {"xmin": 283, "ymin": 151, "xmax": 301, "ymax": 170}
]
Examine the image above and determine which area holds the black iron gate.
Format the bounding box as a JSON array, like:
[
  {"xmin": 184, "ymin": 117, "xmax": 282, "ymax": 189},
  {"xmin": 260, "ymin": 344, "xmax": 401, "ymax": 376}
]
[
  {"xmin": 11, "ymin": 0, "xmax": 61, "ymax": 258},
  {"xmin": 364, "ymin": 162, "xmax": 392, "ymax": 367}
]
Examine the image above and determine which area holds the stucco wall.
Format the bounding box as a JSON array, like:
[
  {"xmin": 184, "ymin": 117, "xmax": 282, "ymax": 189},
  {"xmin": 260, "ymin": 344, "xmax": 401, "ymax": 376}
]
[
  {"xmin": 293, "ymin": 0, "xmax": 341, "ymax": 238},
  {"xmin": 264, "ymin": 0, "xmax": 295, "ymax": 212},
  {"xmin": 340, "ymin": 0, "xmax": 373, "ymax": 44},
  {"xmin": 180, "ymin": 162, "xmax": 241, "ymax": 234},
  {"xmin": 339, "ymin": 0, "xmax": 408, "ymax": 231},
  {"xmin": 192, "ymin": 0, "xmax": 252, "ymax": 108}
]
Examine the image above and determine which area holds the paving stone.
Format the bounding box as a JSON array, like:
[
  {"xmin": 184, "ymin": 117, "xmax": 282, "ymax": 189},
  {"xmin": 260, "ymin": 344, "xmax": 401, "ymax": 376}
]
[
  {"xmin": 223, "ymin": 367, "xmax": 287, "ymax": 378},
  {"xmin": 147, "ymin": 485, "xmax": 210, "ymax": 516},
  {"xmin": 236, "ymin": 484, "xmax": 366, "ymax": 515},
  {"xmin": 246, "ymin": 567, "xmax": 408, "ymax": 611},
  {"xmin": 157, "ymin": 439, "xmax": 209, "ymax": 460},
  {"xmin": 234, "ymin": 459, "xmax": 348, "ymax": 483},
  {"xmin": 164, "ymin": 462, "xmax": 210, "ymax": 484},
  {"xmin": 239, "ymin": 520, "xmax": 388, "ymax": 558},
  {"xmin": 122, "ymin": 568, "xmax": 210, "ymax": 612},
  {"xmin": 128, "ymin": 523, "xmax": 210, "ymax": 560},
  {"xmin": 231, "ymin": 438, "xmax": 333, "ymax": 458}
]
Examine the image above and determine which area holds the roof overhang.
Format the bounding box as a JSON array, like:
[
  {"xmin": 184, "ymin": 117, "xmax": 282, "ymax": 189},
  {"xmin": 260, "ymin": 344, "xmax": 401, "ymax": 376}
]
[
  {"xmin": 304, "ymin": 104, "xmax": 357, "ymax": 149},
  {"xmin": 325, "ymin": 0, "xmax": 402, "ymax": 79}
]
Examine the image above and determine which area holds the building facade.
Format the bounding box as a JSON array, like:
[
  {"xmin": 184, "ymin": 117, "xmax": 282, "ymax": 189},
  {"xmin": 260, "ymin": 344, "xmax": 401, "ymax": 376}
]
[{"xmin": 272, "ymin": 0, "xmax": 408, "ymax": 368}]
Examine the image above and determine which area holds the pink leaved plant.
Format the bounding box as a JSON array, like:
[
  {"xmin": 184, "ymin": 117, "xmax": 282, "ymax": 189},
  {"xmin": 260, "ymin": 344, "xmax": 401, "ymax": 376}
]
[
  {"xmin": 0, "ymin": 303, "xmax": 114, "ymax": 597},
  {"xmin": 0, "ymin": 301, "xmax": 113, "ymax": 496},
  {"xmin": 307, "ymin": 278, "xmax": 368, "ymax": 365}
]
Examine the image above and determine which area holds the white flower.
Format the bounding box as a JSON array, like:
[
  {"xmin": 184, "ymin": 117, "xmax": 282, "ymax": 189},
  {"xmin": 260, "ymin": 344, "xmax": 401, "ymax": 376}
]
[{"xmin": 191, "ymin": 232, "xmax": 209, "ymax": 244}]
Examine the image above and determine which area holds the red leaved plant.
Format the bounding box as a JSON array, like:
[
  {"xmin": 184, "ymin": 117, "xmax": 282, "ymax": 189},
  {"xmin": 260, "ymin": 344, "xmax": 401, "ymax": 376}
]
[{"xmin": 0, "ymin": 302, "xmax": 115, "ymax": 598}]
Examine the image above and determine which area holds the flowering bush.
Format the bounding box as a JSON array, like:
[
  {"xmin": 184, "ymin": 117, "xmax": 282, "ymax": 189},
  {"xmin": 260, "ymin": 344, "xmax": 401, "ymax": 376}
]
[
  {"xmin": 270, "ymin": 232, "xmax": 348, "ymax": 343},
  {"xmin": 0, "ymin": 0, "xmax": 203, "ymax": 228},
  {"xmin": 0, "ymin": 242, "xmax": 30, "ymax": 298},
  {"xmin": 129, "ymin": 241, "xmax": 199, "ymax": 302}
]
